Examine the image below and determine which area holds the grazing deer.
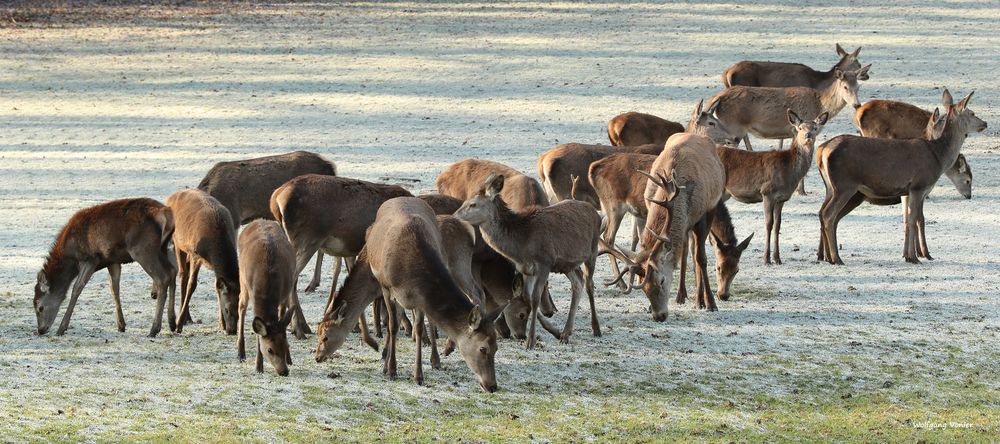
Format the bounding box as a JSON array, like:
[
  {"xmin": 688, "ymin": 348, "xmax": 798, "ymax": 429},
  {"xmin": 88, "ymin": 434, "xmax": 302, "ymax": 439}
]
[
  {"xmin": 33, "ymin": 198, "xmax": 176, "ymax": 337},
  {"xmin": 817, "ymin": 90, "xmax": 985, "ymax": 264},
  {"xmin": 236, "ymin": 220, "xmax": 296, "ymax": 376},
  {"xmin": 607, "ymin": 112, "xmax": 685, "ymax": 147},
  {"xmin": 197, "ymin": 150, "xmax": 337, "ymax": 294},
  {"xmin": 456, "ymin": 175, "xmax": 603, "ymax": 350},
  {"xmin": 722, "ymin": 43, "xmax": 867, "ymax": 89},
  {"xmin": 717, "ymin": 110, "xmax": 828, "ymax": 264},
  {"xmin": 711, "ymin": 65, "xmax": 870, "ymax": 150},
  {"xmin": 672, "ymin": 201, "xmax": 753, "ymax": 305},
  {"xmin": 165, "ymin": 189, "xmax": 240, "ymax": 334},
  {"xmin": 270, "ymin": 174, "xmax": 411, "ymax": 338},
  {"xmin": 540, "ymin": 99, "xmax": 740, "ymax": 205},
  {"xmin": 602, "ymin": 133, "xmax": 727, "ymax": 318},
  {"xmin": 366, "ymin": 197, "xmax": 503, "ymax": 391},
  {"xmin": 854, "ymin": 97, "xmax": 974, "ymax": 199}
]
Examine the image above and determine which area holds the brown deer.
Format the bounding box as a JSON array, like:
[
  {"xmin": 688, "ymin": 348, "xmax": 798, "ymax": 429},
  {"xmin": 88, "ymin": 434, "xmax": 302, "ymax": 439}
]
[
  {"xmin": 270, "ymin": 174, "xmax": 411, "ymax": 337},
  {"xmin": 817, "ymin": 90, "xmax": 985, "ymax": 264},
  {"xmin": 539, "ymin": 99, "xmax": 740, "ymax": 205},
  {"xmin": 197, "ymin": 150, "xmax": 337, "ymax": 294},
  {"xmin": 33, "ymin": 198, "xmax": 176, "ymax": 337},
  {"xmin": 722, "ymin": 44, "xmax": 867, "ymax": 89},
  {"xmin": 602, "ymin": 133, "xmax": 727, "ymax": 318},
  {"xmin": 607, "ymin": 112, "xmax": 685, "ymax": 147},
  {"xmin": 710, "ymin": 65, "xmax": 870, "ymax": 150},
  {"xmin": 165, "ymin": 189, "xmax": 240, "ymax": 335},
  {"xmin": 455, "ymin": 175, "xmax": 603, "ymax": 350},
  {"xmin": 854, "ymin": 97, "xmax": 974, "ymax": 199},
  {"xmin": 366, "ymin": 197, "xmax": 503, "ymax": 391},
  {"xmin": 717, "ymin": 110, "xmax": 828, "ymax": 264},
  {"xmin": 236, "ymin": 220, "xmax": 296, "ymax": 376}
]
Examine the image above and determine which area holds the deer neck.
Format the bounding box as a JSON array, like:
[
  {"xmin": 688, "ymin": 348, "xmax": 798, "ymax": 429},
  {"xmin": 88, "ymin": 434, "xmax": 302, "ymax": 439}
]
[
  {"xmin": 415, "ymin": 251, "xmax": 478, "ymax": 338},
  {"xmin": 818, "ymin": 85, "xmax": 848, "ymax": 118},
  {"xmin": 929, "ymin": 118, "xmax": 969, "ymax": 177},
  {"xmin": 41, "ymin": 250, "xmax": 80, "ymax": 300},
  {"xmin": 479, "ymin": 200, "xmax": 532, "ymax": 270},
  {"xmin": 790, "ymin": 139, "xmax": 815, "ymax": 178}
]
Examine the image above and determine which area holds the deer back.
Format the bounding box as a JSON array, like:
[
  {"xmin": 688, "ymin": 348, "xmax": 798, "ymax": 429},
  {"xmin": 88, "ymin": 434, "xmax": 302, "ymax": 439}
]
[
  {"xmin": 437, "ymin": 158, "xmax": 547, "ymax": 211},
  {"xmin": 166, "ymin": 189, "xmax": 239, "ymax": 279},
  {"xmin": 711, "ymin": 86, "xmax": 825, "ymax": 139},
  {"xmin": 588, "ymin": 153, "xmax": 657, "ymax": 217},
  {"xmin": 854, "ymin": 99, "xmax": 931, "ymax": 139},
  {"xmin": 237, "ymin": 220, "xmax": 295, "ymax": 319},
  {"xmin": 607, "ymin": 112, "xmax": 684, "ymax": 147}
]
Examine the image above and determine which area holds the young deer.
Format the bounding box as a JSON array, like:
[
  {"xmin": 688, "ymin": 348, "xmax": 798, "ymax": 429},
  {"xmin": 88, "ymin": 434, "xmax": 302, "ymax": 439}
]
[
  {"xmin": 671, "ymin": 201, "xmax": 753, "ymax": 305},
  {"xmin": 34, "ymin": 198, "xmax": 176, "ymax": 337},
  {"xmin": 817, "ymin": 90, "xmax": 985, "ymax": 264},
  {"xmin": 366, "ymin": 197, "xmax": 503, "ymax": 391},
  {"xmin": 711, "ymin": 65, "xmax": 870, "ymax": 150},
  {"xmin": 197, "ymin": 150, "xmax": 337, "ymax": 293},
  {"xmin": 722, "ymin": 44, "xmax": 867, "ymax": 89},
  {"xmin": 717, "ymin": 110, "xmax": 828, "ymax": 264},
  {"xmin": 236, "ymin": 220, "xmax": 296, "ymax": 376},
  {"xmin": 607, "ymin": 112, "xmax": 685, "ymax": 147},
  {"xmin": 456, "ymin": 175, "xmax": 603, "ymax": 350},
  {"xmin": 165, "ymin": 189, "xmax": 240, "ymax": 334},
  {"xmin": 270, "ymin": 174, "xmax": 411, "ymax": 338},
  {"xmin": 854, "ymin": 97, "xmax": 974, "ymax": 199}
]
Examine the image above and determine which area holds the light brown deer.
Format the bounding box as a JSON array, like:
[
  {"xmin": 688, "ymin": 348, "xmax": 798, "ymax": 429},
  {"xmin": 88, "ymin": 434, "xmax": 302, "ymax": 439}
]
[
  {"xmin": 455, "ymin": 175, "xmax": 603, "ymax": 350},
  {"xmin": 717, "ymin": 110, "xmax": 828, "ymax": 264},
  {"xmin": 711, "ymin": 65, "xmax": 870, "ymax": 150},
  {"xmin": 270, "ymin": 174, "xmax": 411, "ymax": 338},
  {"xmin": 165, "ymin": 189, "xmax": 240, "ymax": 335},
  {"xmin": 33, "ymin": 198, "xmax": 176, "ymax": 337},
  {"xmin": 236, "ymin": 220, "xmax": 296, "ymax": 376},
  {"xmin": 366, "ymin": 197, "xmax": 503, "ymax": 391},
  {"xmin": 817, "ymin": 90, "xmax": 985, "ymax": 264},
  {"xmin": 607, "ymin": 112, "xmax": 685, "ymax": 147},
  {"xmin": 197, "ymin": 150, "xmax": 337, "ymax": 294},
  {"xmin": 854, "ymin": 97, "xmax": 973, "ymax": 199},
  {"xmin": 539, "ymin": 99, "xmax": 740, "ymax": 205},
  {"xmin": 722, "ymin": 44, "xmax": 866, "ymax": 89},
  {"xmin": 602, "ymin": 133, "xmax": 727, "ymax": 318}
]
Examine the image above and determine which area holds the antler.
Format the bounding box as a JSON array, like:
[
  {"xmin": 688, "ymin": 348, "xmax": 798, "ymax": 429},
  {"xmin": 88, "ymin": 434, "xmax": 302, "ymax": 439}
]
[{"xmin": 635, "ymin": 169, "xmax": 670, "ymax": 190}]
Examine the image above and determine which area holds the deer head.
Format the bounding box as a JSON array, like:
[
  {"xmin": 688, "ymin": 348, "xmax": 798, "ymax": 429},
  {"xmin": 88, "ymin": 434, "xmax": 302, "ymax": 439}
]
[
  {"xmin": 252, "ymin": 309, "xmax": 295, "ymax": 376},
  {"xmin": 711, "ymin": 232, "xmax": 753, "ymax": 302},
  {"xmin": 689, "ymin": 99, "xmax": 741, "ymax": 147},
  {"xmin": 457, "ymin": 305, "xmax": 504, "ymax": 393},
  {"xmin": 833, "ymin": 65, "xmax": 871, "ymax": 109}
]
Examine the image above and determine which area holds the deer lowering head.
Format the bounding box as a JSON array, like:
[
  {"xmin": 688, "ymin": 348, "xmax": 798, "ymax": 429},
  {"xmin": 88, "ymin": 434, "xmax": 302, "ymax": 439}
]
[{"xmin": 252, "ymin": 310, "xmax": 295, "ymax": 376}]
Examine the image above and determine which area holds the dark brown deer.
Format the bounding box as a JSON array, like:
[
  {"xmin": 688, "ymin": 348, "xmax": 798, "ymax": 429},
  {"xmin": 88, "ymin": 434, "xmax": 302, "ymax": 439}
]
[
  {"xmin": 672, "ymin": 201, "xmax": 753, "ymax": 305},
  {"xmin": 607, "ymin": 112, "xmax": 685, "ymax": 147},
  {"xmin": 33, "ymin": 198, "xmax": 176, "ymax": 337},
  {"xmin": 717, "ymin": 110, "xmax": 828, "ymax": 264},
  {"xmin": 722, "ymin": 44, "xmax": 866, "ymax": 88},
  {"xmin": 817, "ymin": 90, "xmax": 985, "ymax": 264},
  {"xmin": 236, "ymin": 220, "xmax": 296, "ymax": 376},
  {"xmin": 455, "ymin": 175, "xmax": 603, "ymax": 350},
  {"xmin": 165, "ymin": 189, "xmax": 240, "ymax": 335}
]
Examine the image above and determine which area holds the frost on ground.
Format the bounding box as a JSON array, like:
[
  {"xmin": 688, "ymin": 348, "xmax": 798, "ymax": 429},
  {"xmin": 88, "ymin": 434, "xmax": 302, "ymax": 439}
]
[{"xmin": 1, "ymin": 1, "xmax": 999, "ymax": 441}]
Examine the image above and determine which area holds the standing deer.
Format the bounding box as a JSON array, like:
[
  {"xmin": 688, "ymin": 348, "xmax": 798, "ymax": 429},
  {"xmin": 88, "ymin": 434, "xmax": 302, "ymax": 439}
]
[
  {"xmin": 455, "ymin": 175, "xmax": 603, "ymax": 350},
  {"xmin": 722, "ymin": 43, "xmax": 866, "ymax": 89},
  {"xmin": 33, "ymin": 198, "xmax": 176, "ymax": 337},
  {"xmin": 854, "ymin": 97, "xmax": 974, "ymax": 199},
  {"xmin": 236, "ymin": 220, "xmax": 296, "ymax": 376},
  {"xmin": 607, "ymin": 112, "xmax": 685, "ymax": 147},
  {"xmin": 165, "ymin": 189, "xmax": 240, "ymax": 334},
  {"xmin": 717, "ymin": 110, "xmax": 828, "ymax": 264},
  {"xmin": 817, "ymin": 90, "xmax": 985, "ymax": 264},
  {"xmin": 270, "ymin": 174, "xmax": 411, "ymax": 338},
  {"xmin": 710, "ymin": 65, "xmax": 870, "ymax": 150},
  {"xmin": 197, "ymin": 150, "xmax": 337, "ymax": 294}
]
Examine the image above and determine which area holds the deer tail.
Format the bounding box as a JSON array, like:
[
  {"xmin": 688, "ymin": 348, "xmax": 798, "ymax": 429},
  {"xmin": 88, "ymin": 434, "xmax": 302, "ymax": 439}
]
[{"xmin": 155, "ymin": 207, "xmax": 175, "ymax": 250}]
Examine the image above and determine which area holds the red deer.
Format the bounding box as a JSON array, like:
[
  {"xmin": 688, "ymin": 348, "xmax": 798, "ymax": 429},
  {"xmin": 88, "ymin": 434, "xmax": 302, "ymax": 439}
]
[
  {"xmin": 236, "ymin": 220, "xmax": 296, "ymax": 376},
  {"xmin": 722, "ymin": 44, "xmax": 866, "ymax": 89},
  {"xmin": 33, "ymin": 198, "xmax": 176, "ymax": 337},
  {"xmin": 607, "ymin": 112, "xmax": 684, "ymax": 147}
]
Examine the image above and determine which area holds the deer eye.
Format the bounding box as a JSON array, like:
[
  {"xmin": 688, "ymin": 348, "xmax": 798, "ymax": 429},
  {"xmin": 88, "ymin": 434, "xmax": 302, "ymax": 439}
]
[
  {"xmin": 267, "ymin": 348, "xmax": 274, "ymax": 355},
  {"xmin": 322, "ymin": 336, "xmax": 327, "ymax": 342},
  {"xmin": 708, "ymin": 121, "xmax": 715, "ymax": 126},
  {"xmin": 480, "ymin": 347, "xmax": 488, "ymax": 354},
  {"xmin": 37, "ymin": 306, "xmax": 43, "ymax": 313},
  {"xmin": 518, "ymin": 313, "xmax": 526, "ymax": 319}
]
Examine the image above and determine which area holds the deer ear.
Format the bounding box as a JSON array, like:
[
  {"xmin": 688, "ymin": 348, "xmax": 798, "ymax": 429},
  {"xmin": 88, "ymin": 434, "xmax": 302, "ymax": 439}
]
[
  {"xmin": 956, "ymin": 154, "xmax": 968, "ymax": 173},
  {"xmin": 737, "ymin": 232, "xmax": 754, "ymax": 252},
  {"xmin": 709, "ymin": 231, "xmax": 723, "ymax": 247},
  {"xmin": 705, "ymin": 99, "xmax": 720, "ymax": 115},
  {"xmin": 957, "ymin": 91, "xmax": 973, "ymax": 112},
  {"xmin": 252, "ymin": 317, "xmax": 268, "ymax": 336},
  {"xmin": 483, "ymin": 174, "xmax": 504, "ymax": 198},
  {"xmin": 835, "ymin": 69, "xmax": 845, "ymax": 80},
  {"xmin": 787, "ymin": 109, "xmax": 802, "ymax": 127},
  {"xmin": 942, "ymin": 88, "xmax": 954, "ymax": 107},
  {"xmin": 857, "ymin": 64, "xmax": 871, "ymax": 78},
  {"xmin": 836, "ymin": 43, "xmax": 847, "ymax": 57},
  {"xmin": 36, "ymin": 270, "xmax": 49, "ymax": 293},
  {"xmin": 851, "ymin": 46, "xmax": 861, "ymax": 58},
  {"xmin": 815, "ymin": 112, "xmax": 830, "ymax": 126},
  {"xmin": 691, "ymin": 99, "xmax": 704, "ymax": 122},
  {"xmin": 511, "ymin": 274, "xmax": 524, "ymax": 297},
  {"xmin": 468, "ymin": 305, "xmax": 483, "ymax": 330}
]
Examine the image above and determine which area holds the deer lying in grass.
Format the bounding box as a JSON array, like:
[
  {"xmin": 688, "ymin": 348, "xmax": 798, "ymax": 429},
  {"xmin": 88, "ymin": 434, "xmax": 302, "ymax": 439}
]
[
  {"xmin": 817, "ymin": 90, "xmax": 985, "ymax": 264},
  {"xmin": 34, "ymin": 198, "xmax": 176, "ymax": 337},
  {"xmin": 197, "ymin": 150, "xmax": 337, "ymax": 294},
  {"xmin": 270, "ymin": 174, "xmax": 411, "ymax": 338},
  {"xmin": 456, "ymin": 175, "xmax": 603, "ymax": 349},
  {"xmin": 722, "ymin": 43, "xmax": 867, "ymax": 88},
  {"xmin": 717, "ymin": 110, "xmax": 828, "ymax": 264},
  {"xmin": 236, "ymin": 220, "xmax": 296, "ymax": 376},
  {"xmin": 603, "ymin": 133, "xmax": 727, "ymax": 317},
  {"xmin": 366, "ymin": 197, "xmax": 503, "ymax": 391},
  {"xmin": 539, "ymin": 99, "xmax": 740, "ymax": 205},
  {"xmin": 854, "ymin": 97, "xmax": 974, "ymax": 199},
  {"xmin": 711, "ymin": 65, "xmax": 869, "ymax": 150},
  {"xmin": 607, "ymin": 112, "xmax": 685, "ymax": 147},
  {"xmin": 165, "ymin": 189, "xmax": 240, "ymax": 335}
]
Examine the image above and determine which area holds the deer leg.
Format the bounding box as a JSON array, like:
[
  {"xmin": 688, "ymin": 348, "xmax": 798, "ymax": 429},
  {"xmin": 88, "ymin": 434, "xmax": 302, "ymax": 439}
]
[
  {"xmin": 523, "ymin": 272, "xmax": 544, "ymax": 350},
  {"xmin": 773, "ymin": 200, "xmax": 786, "ymax": 265},
  {"xmin": 289, "ymin": 245, "xmax": 320, "ymax": 338},
  {"xmin": 631, "ymin": 216, "xmax": 646, "ymax": 252},
  {"xmin": 304, "ymin": 252, "xmax": 324, "ymax": 293},
  {"xmin": 822, "ymin": 191, "xmax": 857, "ymax": 265},
  {"xmin": 176, "ymin": 258, "xmax": 201, "ymax": 333},
  {"xmin": 397, "ymin": 303, "xmax": 413, "ymax": 337},
  {"xmin": 604, "ymin": 206, "xmax": 627, "ymax": 290},
  {"xmin": 796, "ymin": 174, "xmax": 808, "ymax": 196},
  {"xmin": 558, "ymin": 268, "xmax": 584, "ymax": 344},
  {"xmin": 675, "ymin": 237, "xmax": 689, "ymax": 305},
  {"xmin": 133, "ymin": 247, "xmax": 176, "ymax": 338},
  {"xmin": 917, "ymin": 210, "xmax": 932, "ymax": 260},
  {"xmin": 324, "ymin": 257, "xmax": 344, "ymax": 313},
  {"xmin": 694, "ymin": 222, "xmax": 716, "ymax": 311},
  {"xmin": 429, "ymin": 322, "xmax": 441, "ymax": 370},
  {"xmin": 904, "ymin": 192, "xmax": 922, "ymax": 264},
  {"xmin": 495, "ymin": 314, "xmax": 512, "ymax": 338},
  {"xmin": 742, "ymin": 135, "xmax": 754, "ymax": 151},
  {"xmin": 237, "ymin": 291, "xmax": 247, "ymax": 362},
  {"xmin": 358, "ymin": 314, "xmax": 378, "ymax": 351},
  {"xmin": 107, "ymin": 263, "xmax": 126, "ymax": 332},
  {"xmin": 169, "ymin": 248, "xmax": 186, "ymax": 332},
  {"xmin": 373, "ymin": 298, "xmax": 384, "ymax": 338},
  {"xmin": 255, "ymin": 336, "xmax": 264, "ymax": 373},
  {"xmin": 214, "ymin": 277, "xmax": 227, "ymax": 333},
  {"xmin": 763, "ymin": 196, "xmax": 775, "ymax": 265},
  {"xmin": 382, "ymin": 292, "xmax": 398, "ymax": 380},
  {"xmin": 539, "ymin": 280, "xmax": 557, "ymax": 317},
  {"xmin": 413, "ymin": 311, "xmax": 424, "ymax": 385},
  {"xmin": 584, "ymin": 259, "xmax": 600, "ymax": 337},
  {"xmin": 56, "ymin": 262, "xmax": 97, "ymax": 336},
  {"xmin": 777, "ymin": 138, "xmax": 784, "ymax": 150}
]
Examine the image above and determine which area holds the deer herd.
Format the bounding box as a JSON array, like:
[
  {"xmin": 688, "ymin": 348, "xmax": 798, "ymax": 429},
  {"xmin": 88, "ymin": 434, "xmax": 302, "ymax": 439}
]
[{"xmin": 31, "ymin": 44, "xmax": 986, "ymax": 392}]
